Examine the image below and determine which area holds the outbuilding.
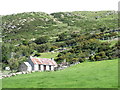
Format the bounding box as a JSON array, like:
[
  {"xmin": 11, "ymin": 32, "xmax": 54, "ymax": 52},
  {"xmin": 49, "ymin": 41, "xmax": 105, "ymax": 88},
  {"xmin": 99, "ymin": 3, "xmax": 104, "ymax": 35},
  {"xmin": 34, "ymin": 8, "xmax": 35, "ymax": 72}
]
[{"xmin": 19, "ymin": 62, "xmax": 32, "ymax": 72}]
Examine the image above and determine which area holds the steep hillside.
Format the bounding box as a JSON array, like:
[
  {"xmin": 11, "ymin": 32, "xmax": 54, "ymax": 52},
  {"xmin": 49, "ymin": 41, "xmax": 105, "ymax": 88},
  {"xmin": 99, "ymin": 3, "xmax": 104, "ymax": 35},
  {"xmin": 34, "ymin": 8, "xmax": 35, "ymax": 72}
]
[
  {"xmin": 51, "ymin": 11, "xmax": 118, "ymax": 33},
  {"xmin": 2, "ymin": 12, "xmax": 67, "ymax": 44},
  {"xmin": 2, "ymin": 11, "xmax": 118, "ymax": 44},
  {"xmin": 2, "ymin": 11, "xmax": 119, "ymax": 70},
  {"xmin": 2, "ymin": 59, "xmax": 118, "ymax": 88}
]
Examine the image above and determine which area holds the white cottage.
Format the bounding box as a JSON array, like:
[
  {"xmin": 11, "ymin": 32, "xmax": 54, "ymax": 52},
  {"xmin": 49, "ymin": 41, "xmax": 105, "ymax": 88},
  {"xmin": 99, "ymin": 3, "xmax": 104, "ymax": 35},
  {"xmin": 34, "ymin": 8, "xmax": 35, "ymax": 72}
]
[{"xmin": 19, "ymin": 56, "xmax": 57, "ymax": 72}]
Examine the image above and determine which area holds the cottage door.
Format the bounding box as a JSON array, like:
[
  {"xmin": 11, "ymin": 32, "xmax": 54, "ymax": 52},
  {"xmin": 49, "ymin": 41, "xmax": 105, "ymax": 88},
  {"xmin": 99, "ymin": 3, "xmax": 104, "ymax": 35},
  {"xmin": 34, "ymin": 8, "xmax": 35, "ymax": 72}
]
[
  {"xmin": 39, "ymin": 65, "xmax": 41, "ymax": 70},
  {"xmin": 49, "ymin": 66, "xmax": 51, "ymax": 70},
  {"xmin": 44, "ymin": 65, "xmax": 46, "ymax": 71}
]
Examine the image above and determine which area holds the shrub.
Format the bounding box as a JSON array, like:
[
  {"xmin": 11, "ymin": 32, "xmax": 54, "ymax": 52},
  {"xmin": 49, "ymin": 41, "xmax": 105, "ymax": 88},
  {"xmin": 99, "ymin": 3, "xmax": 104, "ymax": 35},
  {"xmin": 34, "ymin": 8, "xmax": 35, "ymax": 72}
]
[
  {"xmin": 49, "ymin": 46, "xmax": 57, "ymax": 51},
  {"xmin": 89, "ymin": 56, "xmax": 95, "ymax": 61},
  {"xmin": 34, "ymin": 36, "xmax": 49, "ymax": 44},
  {"xmin": 34, "ymin": 53, "xmax": 41, "ymax": 57},
  {"xmin": 35, "ymin": 44, "xmax": 49, "ymax": 53},
  {"xmin": 95, "ymin": 55, "xmax": 101, "ymax": 61},
  {"xmin": 22, "ymin": 40, "xmax": 29, "ymax": 45}
]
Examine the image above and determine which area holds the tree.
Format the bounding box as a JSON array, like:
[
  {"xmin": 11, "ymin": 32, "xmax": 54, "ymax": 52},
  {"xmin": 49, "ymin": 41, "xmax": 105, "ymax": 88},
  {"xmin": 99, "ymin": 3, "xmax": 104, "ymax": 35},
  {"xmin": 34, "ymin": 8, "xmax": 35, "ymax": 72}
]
[
  {"xmin": 89, "ymin": 56, "xmax": 95, "ymax": 61},
  {"xmin": 94, "ymin": 55, "xmax": 101, "ymax": 61},
  {"xmin": 8, "ymin": 56, "xmax": 27, "ymax": 72},
  {"xmin": 35, "ymin": 44, "xmax": 49, "ymax": 53},
  {"xmin": 49, "ymin": 45, "xmax": 58, "ymax": 51},
  {"xmin": 57, "ymin": 32, "xmax": 69, "ymax": 41},
  {"xmin": 34, "ymin": 53, "xmax": 41, "ymax": 57},
  {"xmin": 72, "ymin": 58, "xmax": 78, "ymax": 63},
  {"xmin": 22, "ymin": 40, "xmax": 29, "ymax": 45},
  {"xmin": 98, "ymin": 51, "xmax": 107, "ymax": 59},
  {"xmin": 8, "ymin": 58, "xmax": 19, "ymax": 72},
  {"xmin": 99, "ymin": 27, "xmax": 106, "ymax": 33},
  {"xmin": 55, "ymin": 56, "xmax": 65, "ymax": 64},
  {"xmin": 28, "ymin": 43, "xmax": 37, "ymax": 50},
  {"xmin": 65, "ymin": 39, "xmax": 76, "ymax": 46},
  {"xmin": 2, "ymin": 43, "xmax": 14, "ymax": 64},
  {"xmin": 18, "ymin": 45, "xmax": 33, "ymax": 57},
  {"xmin": 34, "ymin": 36, "xmax": 49, "ymax": 44}
]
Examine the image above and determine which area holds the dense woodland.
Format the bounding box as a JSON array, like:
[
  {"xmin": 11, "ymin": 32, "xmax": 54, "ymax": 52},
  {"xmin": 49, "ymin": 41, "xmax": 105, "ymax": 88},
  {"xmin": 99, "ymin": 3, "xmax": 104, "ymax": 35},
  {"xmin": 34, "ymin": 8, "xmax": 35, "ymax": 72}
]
[{"xmin": 1, "ymin": 11, "xmax": 120, "ymax": 71}]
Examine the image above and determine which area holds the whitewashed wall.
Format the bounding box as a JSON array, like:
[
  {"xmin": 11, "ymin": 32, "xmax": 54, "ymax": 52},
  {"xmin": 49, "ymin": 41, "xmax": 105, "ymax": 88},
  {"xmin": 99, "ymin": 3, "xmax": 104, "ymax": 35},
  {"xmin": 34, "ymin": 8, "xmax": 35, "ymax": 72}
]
[
  {"xmin": 46, "ymin": 65, "xmax": 50, "ymax": 71},
  {"xmin": 41, "ymin": 65, "xmax": 44, "ymax": 71},
  {"xmin": 34, "ymin": 64, "xmax": 39, "ymax": 71},
  {"xmin": 51, "ymin": 66, "xmax": 54, "ymax": 71},
  {"xmin": 27, "ymin": 66, "xmax": 32, "ymax": 72}
]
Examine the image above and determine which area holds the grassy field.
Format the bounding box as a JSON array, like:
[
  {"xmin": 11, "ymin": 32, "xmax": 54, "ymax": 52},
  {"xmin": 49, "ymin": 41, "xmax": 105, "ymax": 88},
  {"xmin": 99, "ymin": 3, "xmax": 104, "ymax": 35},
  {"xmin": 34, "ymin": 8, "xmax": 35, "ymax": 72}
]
[
  {"xmin": 109, "ymin": 40, "xmax": 118, "ymax": 47},
  {"xmin": 39, "ymin": 52, "xmax": 59, "ymax": 59},
  {"xmin": 0, "ymin": 70, "xmax": 2, "ymax": 90},
  {"xmin": 2, "ymin": 59, "xmax": 118, "ymax": 88},
  {"xmin": 99, "ymin": 39, "xmax": 118, "ymax": 47}
]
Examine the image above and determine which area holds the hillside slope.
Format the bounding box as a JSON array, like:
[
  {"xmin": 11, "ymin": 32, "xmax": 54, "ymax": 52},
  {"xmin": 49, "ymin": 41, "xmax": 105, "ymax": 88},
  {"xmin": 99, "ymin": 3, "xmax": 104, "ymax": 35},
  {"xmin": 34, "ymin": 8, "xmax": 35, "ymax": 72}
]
[
  {"xmin": 2, "ymin": 59, "xmax": 118, "ymax": 88},
  {"xmin": 2, "ymin": 11, "xmax": 118, "ymax": 44},
  {"xmin": 2, "ymin": 12, "xmax": 67, "ymax": 44},
  {"xmin": 51, "ymin": 11, "xmax": 118, "ymax": 32},
  {"xmin": 2, "ymin": 11, "xmax": 119, "ymax": 73}
]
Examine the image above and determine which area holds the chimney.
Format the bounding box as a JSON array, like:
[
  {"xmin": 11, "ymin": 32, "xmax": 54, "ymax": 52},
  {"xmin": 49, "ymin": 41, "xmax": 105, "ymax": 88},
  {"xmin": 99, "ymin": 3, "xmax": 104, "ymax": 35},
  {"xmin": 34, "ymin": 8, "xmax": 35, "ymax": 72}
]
[{"xmin": 51, "ymin": 58, "xmax": 54, "ymax": 61}]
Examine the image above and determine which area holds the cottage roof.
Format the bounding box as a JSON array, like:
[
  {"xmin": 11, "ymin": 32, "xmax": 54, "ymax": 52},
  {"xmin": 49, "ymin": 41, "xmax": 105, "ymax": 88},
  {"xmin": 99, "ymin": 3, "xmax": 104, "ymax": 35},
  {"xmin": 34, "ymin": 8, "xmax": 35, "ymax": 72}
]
[
  {"xmin": 30, "ymin": 56, "xmax": 57, "ymax": 67},
  {"xmin": 24, "ymin": 62, "xmax": 32, "ymax": 67}
]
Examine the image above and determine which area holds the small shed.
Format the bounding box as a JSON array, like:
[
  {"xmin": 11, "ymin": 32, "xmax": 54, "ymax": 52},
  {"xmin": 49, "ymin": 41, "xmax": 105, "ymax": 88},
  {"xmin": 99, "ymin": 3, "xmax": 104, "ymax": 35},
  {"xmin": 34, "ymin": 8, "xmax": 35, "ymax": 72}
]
[{"xmin": 19, "ymin": 62, "xmax": 32, "ymax": 72}]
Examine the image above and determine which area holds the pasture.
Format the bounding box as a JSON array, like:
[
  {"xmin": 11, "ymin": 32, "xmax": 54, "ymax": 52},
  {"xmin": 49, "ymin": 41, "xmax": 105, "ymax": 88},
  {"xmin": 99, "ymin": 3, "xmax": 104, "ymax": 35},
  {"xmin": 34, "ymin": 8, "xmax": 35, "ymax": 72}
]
[{"xmin": 2, "ymin": 59, "xmax": 118, "ymax": 88}]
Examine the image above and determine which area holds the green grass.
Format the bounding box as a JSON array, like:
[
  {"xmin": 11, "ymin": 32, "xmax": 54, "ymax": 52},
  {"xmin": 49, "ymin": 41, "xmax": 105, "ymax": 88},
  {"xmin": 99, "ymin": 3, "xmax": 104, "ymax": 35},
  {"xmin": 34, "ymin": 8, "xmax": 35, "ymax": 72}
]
[
  {"xmin": 99, "ymin": 40, "xmax": 109, "ymax": 42},
  {"xmin": 99, "ymin": 39, "xmax": 118, "ymax": 47},
  {"xmin": 2, "ymin": 59, "xmax": 118, "ymax": 88},
  {"xmin": 0, "ymin": 70, "xmax": 2, "ymax": 90},
  {"xmin": 2, "ymin": 71, "xmax": 11, "ymax": 75},
  {"xmin": 110, "ymin": 40, "xmax": 118, "ymax": 47},
  {"xmin": 39, "ymin": 52, "xmax": 59, "ymax": 59}
]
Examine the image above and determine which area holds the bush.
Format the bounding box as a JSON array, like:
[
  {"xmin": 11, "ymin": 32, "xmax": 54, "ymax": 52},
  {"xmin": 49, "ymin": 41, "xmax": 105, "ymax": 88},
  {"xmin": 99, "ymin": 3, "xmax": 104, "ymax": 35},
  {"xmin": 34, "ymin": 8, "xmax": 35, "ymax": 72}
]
[
  {"xmin": 95, "ymin": 55, "xmax": 101, "ymax": 61},
  {"xmin": 89, "ymin": 56, "xmax": 95, "ymax": 61},
  {"xmin": 34, "ymin": 36, "xmax": 49, "ymax": 44},
  {"xmin": 72, "ymin": 58, "xmax": 78, "ymax": 63},
  {"xmin": 22, "ymin": 40, "xmax": 29, "ymax": 45},
  {"xmin": 78, "ymin": 58, "xmax": 85, "ymax": 62},
  {"xmin": 35, "ymin": 44, "xmax": 49, "ymax": 53},
  {"xmin": 49, "ymin": 46, "xmax": 58, "ymax": 51},
  {"xmin": 34, "ymin": 53, "xmax": 41, "ymax": 57}
]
